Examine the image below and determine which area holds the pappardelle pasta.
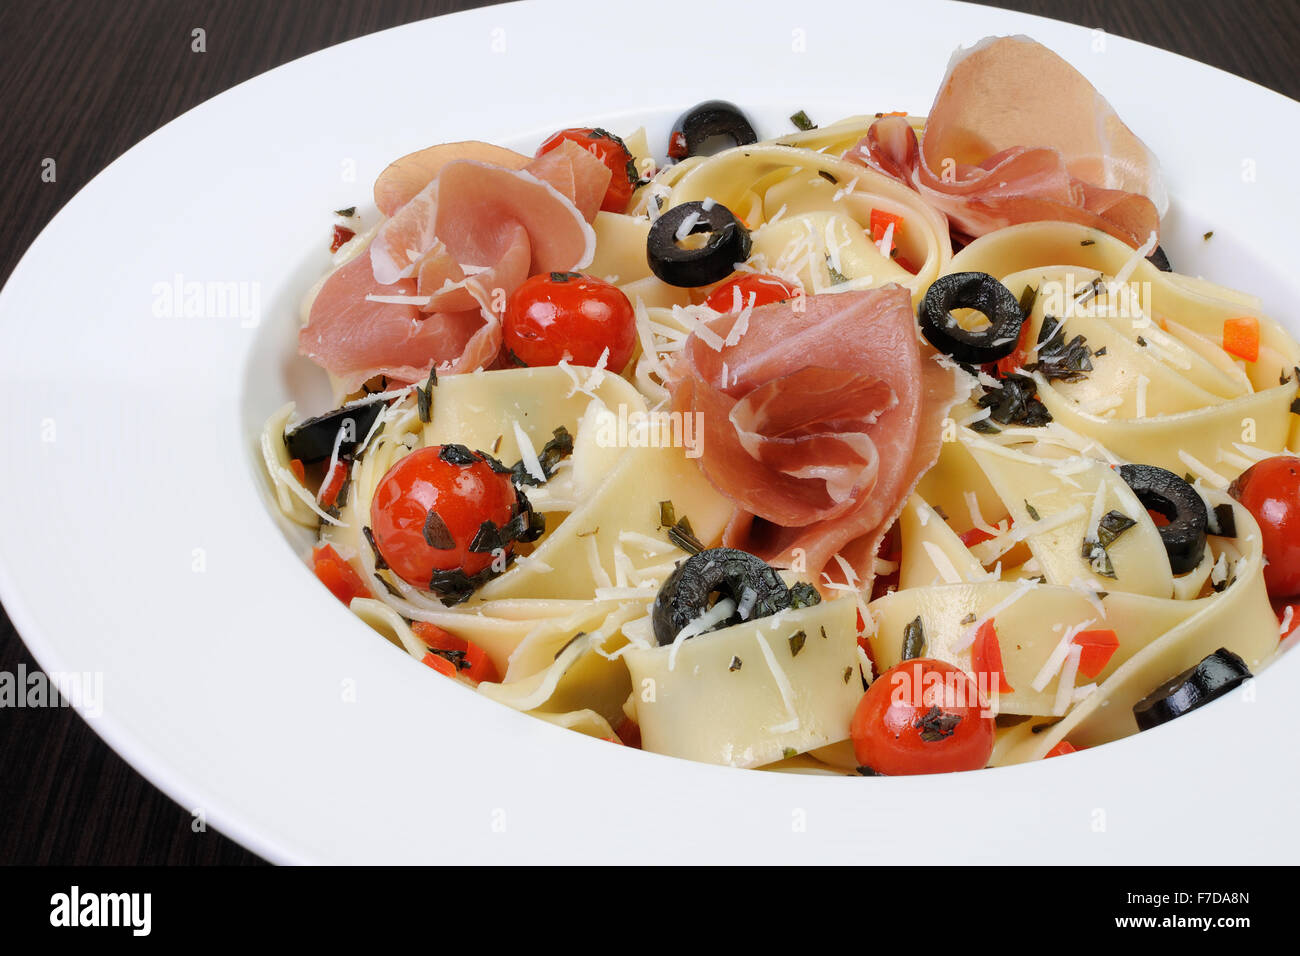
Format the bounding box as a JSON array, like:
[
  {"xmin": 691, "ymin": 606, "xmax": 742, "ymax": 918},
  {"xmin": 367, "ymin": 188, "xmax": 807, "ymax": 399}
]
[{"xmin": 260, "ymin": 35, "xmax": 1299, "ymax": 776}]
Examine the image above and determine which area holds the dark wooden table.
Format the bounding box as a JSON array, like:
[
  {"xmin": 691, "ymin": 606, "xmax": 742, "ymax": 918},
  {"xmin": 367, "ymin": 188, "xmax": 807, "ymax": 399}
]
[{"xmin": 1, "ymin": 0, "xmax": 1296, "ymax": 866}]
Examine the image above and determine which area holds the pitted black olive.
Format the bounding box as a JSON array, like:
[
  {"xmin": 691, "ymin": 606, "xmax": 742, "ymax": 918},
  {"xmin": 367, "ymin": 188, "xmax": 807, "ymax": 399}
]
[
  {"xmin": 1117, "ymin": 464, "xmax": 1209, "ymax": 575},
  {"xmin": 918, "ymin": 272, "xmax": 1029, "ymax": 364},
  {"xmin": 1146, "ymin": 245, "xmax": 1173, "ymax": 272},
  {"xmin": 284, "ymin": 399, "xmax": 385, "ymax": 463},
  {"xmin": 647, "ymin": 201, "xmax": 752, "ymax": 288},
  {"xmin": 652, "ymin": 547, "xmax": 792, "ymax": 646},
  {"xmin": 1133, "ymin": 648, "xmax": 1252, "ymax": 730},
  {"xmin": 667, "ymin": 100, "xmax": 757, "ymax": 160}
]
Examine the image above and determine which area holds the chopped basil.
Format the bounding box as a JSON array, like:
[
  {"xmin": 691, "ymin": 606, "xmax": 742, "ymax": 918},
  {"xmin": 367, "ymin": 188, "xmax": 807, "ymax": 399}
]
[
  {"xmin": 960, "ymin": 613, "xmax": 977, "ymax": 626},
  {"xmin": 914, "ymin": 705, "xmax": 962, "ymax": 742},
  {"xmin": 423, "ymin": 510, "xmax": 455, "ymax": 550},
  {"xmin": 468, "ymin": 519, "xmax": 505, "ymax": 554},
  {"xmin": 1029, "ymin": 318, "xmax": 1093, "ymax": 382},
  {"xmin": 901, "ymin": 616, "xmax": 927, "ymax": 660},
  {"xmin": 855, "ymin": 765, "xmax": 884, "ymax": 776},
  {"xmin": 416, "ymin": 367, "xmax": 437, "ymax": 423},
  {"xmin": 1025, "ymin": 500, "xmax": 1041, "ymax": 521},
  {"xmin": 817, "ymin": 170, "xmax": 837, "ymax": 184},
  {"xmin": 1097, "ymin": 510, "xmax": 1138, "ymax": 549},
  {"xmin": 728, "ymin": 655, "xmax": 743, "ymax": 672},
  {"xmin": 362, "ymin": 526, "xmax": 388, "ymax": 570},
  {"xmin": 977, "ymin": 373, "xmax": 1052, "ymax": 427},
  {"xmin": 787, "ymin": 582, "xmax": 821, "ymax": 609},
  {"xmin": 511, "ymin": 426, "xmax": 574, "ymax": 486},
  {"xmin": 788, "ymin": 630, "xmax": 807, "ymax": 657},
  {"xmin": 790, "ymin": 109, "xmax": 817, "ymax": 131},
  {"xmin": 659, "ymin": 500, "xmax": 676, "ymax": 529},
  {"xmin": 782, "ymin": 747, "xmax": 798, "ymax": 760},
  {"xmin": 843, "ymin": 666, "xmax": 853, "ymax": 683},
  {"xmin": 1203, "ymin": 230, "xmax": 1214, "ymax": 240},
  {"xmin": 333, "ymin": 206, "xmax": 357, "ymax": 218},
  {"xmin": 825, "ymin": 258, "xmax": 850, "ymax": 285},
  {"xmin": 1080, "ymin": 239, "xmax": 1095, "ymax": 246},
  {"xmin": 438, "ymin": 443, "xmax": 479, "ymax": 466}
]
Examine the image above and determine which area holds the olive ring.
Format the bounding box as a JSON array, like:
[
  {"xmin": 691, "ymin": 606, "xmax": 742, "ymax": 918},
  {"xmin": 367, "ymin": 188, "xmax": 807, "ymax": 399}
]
[
  {"xmin": 1118, "ymin": 464, "xmax": 1209, "ymax": 575},
  {"xmin": 919, "ymin": 271, "xmax": 1029, "ymax": 364},
  {"xmin": 646, "ymin": 201, "xmax": 752, "ymax": 288},
  {"xmin": 651, "ymin": 547, "xmax": 789, "ymax": 646}
]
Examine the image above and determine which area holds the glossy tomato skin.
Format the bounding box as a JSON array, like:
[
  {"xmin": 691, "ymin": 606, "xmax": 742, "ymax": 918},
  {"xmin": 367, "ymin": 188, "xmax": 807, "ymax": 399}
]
[
  {"xmin": 535, "ymin": 128, "xmax": 637, "ymax": 213},
  {"xmin": 850, "ymin": 658, "xmax": 994, "ymax": 775},
  {"xmin": 1230, "ymin": 456, "xmax": 1300, "ymax": 598},
  {"xmin": 370, "ymin": 446, "xmax": 517, "ymax": 587},
  {"xmin": 704, "ymin": 274, "xmax": 799, "ymax": 312},
  {"xmin": 504, "ymin": 272, "xmax": 636, "ymax": 370}
]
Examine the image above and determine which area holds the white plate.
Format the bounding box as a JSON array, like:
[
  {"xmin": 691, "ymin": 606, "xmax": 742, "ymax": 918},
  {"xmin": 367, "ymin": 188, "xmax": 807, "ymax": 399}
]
[{"xmin": 2, "ymin": 0, "xmax": 1297, "ymax": 864}]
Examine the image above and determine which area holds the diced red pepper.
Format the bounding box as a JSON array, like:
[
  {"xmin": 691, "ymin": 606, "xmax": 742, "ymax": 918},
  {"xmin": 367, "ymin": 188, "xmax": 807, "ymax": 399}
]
[
  {"xmin": 411, "ymin": 621, "xmax": 500, "ymax": 684},
  {"xmin": 1071, "ymin": 629, "xmax": 1120, "ymax": 679},
  {"xmin": 289, "ymin": 458, "xmax": 306, "ymax": 484},
  {"xmin": 971, "ymin": 619, "xmax": 1013, "ymax": 694},
  {"xmin": 869, "ymin": 209, "xmax": 905, "ymax": 253},
  {"xmin": 330, "ymin": 224, "xmax": 356, "ymax": 254},
  {"xmin": 1277, "ymin": 601, "xmax": 1300, "ymax": 642},
  {"xmin": 960, "ymin": 517, "xmax": 1011, "ymax": 549},
  {"xmin": 1045, "ymin": 740, "xmax": 1077, "ymax": 758},
  {"xmin": 1222, "ymin": 316, "xmax": 1260, "ymax": 363},
  {"xmin": 311, "ymin": 544, "xmax": 371, "ymax": 606},
  {"xmin": 421, "ymin": 652, "xmax": 459, "ymax": 678},
  {"xmin": 614, "ymin": 717, "xmax": 642, "ymax": 749},
  {"xmin": 996, "ymin": 316, "xmax": 1036, "ymax": 377},
  {"xmin": 1147, "ymin": 509, "xmax": 1171, "ymax": 527},
  {"xmin": 318, "ymin": 458, "xmax": 348, "ymax": 508}
]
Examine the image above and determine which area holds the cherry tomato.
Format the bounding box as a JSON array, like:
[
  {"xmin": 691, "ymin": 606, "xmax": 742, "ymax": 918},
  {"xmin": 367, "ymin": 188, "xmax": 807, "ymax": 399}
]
[
  {"xmin": 535, "ymin": 127, "xmax": 637, "ymax": 213},
  {"xmin": 850, "ymin": 658, "xmax": 994, "ymax": 775},
  {"xmin": 504, "ymin": 272, "xmax": 636, "ymax": 370},
  {"xmin": 370, "ymin": 446, "xmax": 517, "ymax": 588},
  {"xmin": 704, "ymin": 274, "xmax": 799, "ymax": 312},
  {"xmin": 1229, "ymin": 455, "xmax": 1300, "ymax": 598},
  {"xmin": 411, "ymin": 621, "xmax": 499, "ymax": 684}
]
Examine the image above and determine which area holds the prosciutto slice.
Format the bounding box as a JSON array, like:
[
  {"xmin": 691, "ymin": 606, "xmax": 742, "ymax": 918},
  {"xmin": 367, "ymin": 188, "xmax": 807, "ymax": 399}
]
[
  {"xmin": 846, "ymin": 36, "xmax": 1166, "ymax": 247},
  {"xmin": 523, "ymin": 138, "xmax": 612, "ymax": 222},
  {"xmin": 373, "ymin": 140, "xmax": 531, "ymax": 217},
  {"xmin": 667, "ymin": 287, "xmax": 967, "ymax": 584},
  {"xmin": 297, "ymin": 251, "xmax": 488, "ymax": 390}
]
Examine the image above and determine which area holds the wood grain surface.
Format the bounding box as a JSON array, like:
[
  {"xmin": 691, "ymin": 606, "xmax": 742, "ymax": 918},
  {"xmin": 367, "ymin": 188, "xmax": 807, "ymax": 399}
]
[{"xmin": 1, "ymin": 0, "xmax": 1296, "ymax": 865}]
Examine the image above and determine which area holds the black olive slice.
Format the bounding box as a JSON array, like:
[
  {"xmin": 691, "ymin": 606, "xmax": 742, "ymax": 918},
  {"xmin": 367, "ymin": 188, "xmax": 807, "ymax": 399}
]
[
  {"xmin": 651, "ymin": 547, "xmax": 789, "ymax": 646},
  {"xmin": 284, "ymin": 399, "xmax": 385, "ymax": 463},
  {"xmin": 918, "ymin": 272, "xmax": 1029, "ymax": 364},
  {"xmin": 668, "ymin": 100, "xmax": 757, "ymax": 160},
  {"xmin": 647, "ymin": 201, "xmax": 752, "ymax": 288},
  {"xmin": 1132, "ymin": 648, "xmax": 1252, "ymax": 731},
  {"xmin": 1117, "ymin": 464, "xmax": 1209, "ymax": 575},
  {"xmin": 1146, "ymin": 245, "xmax": 1173, "ymax": 272}
]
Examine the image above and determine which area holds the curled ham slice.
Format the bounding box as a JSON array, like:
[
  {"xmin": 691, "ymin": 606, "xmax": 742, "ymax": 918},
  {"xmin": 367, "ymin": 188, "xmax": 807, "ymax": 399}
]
[
  {"xmin": 370, "ymin": 160, "xmax": 595, "ymax": 285},
  {"xmin": 298, "ymin": 250, "xmax": 489, "ymax": 390},
  {"xmin": 523, "ymin": 138, "xmax": 612, "ymax": 223},
  {"xmin": 373, "ymin": 140, "xmax": 530, "ymax": 218},
  {"xmin": 846, "ymin": 36, "xmax": 1165, "ymax": 247},
  {"xmin": 668, "ymin": 287, "xmax": 966, "ymax": 584}
]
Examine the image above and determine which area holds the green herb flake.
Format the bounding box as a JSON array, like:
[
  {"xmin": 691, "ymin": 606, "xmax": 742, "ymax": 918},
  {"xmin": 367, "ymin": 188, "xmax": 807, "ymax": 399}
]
[
  {"xmin": 782, "ymin": 747, "xmax": 798, "ymax": 760},
  {"xmin": 788, "ymin": 630, "xmax": 807, "ymax": 657},
  {"xmin": 790, "ymin": 110, "xmax": 817, "ymax": 131},
  {"xmin": 818, "ymin": 170, "xmax": 838, "ymax": 184},
  {"xmin": 1080, "ymin": 239, "xmax": 1096, "ymax": 246},
  {"xmin": 825, "ymin": 257, "xmax": 850, "ymax": 285},
  {"xmin": 511, "ymin": 426, "xmax": 574, "ymax": 486},
  {"xmin": 1097, "ymin": 510, "xmax": 1138, "ymax": 549},
  {"xmin": 333, "ymin": 206, "xmax": 357, "ymax": 218},
  {"xmin": 960, "ymin": 613, "xmax": 977, "ymax": 626},
  {"xmin": 901, "ymin": 616, "xmax": 927, "ymax": 660},
  {"xmin": 1203, "ymin": 230, "xmax": 1214, "ymax": 241},
  {"xmin": 843, "ymin": 666, "xmax": 853, "ymax": 683},
  {"xmin": 787, "ymin": 582, "xmax": 821, "ymax": 609},
  {"xmin": 658, "ymin": 500, "xmax": 676, "ymax": 529},
  {"xmin": 1025, "ymin": 500, "xmax": 1041, "ymax": 521},
  {"xmin": 416, "ymin": 366, "xmax": 437, "ymax": 423},
  {"xmin": 728, "ymin": 655, "xmax": 743, "ymax": 672}
]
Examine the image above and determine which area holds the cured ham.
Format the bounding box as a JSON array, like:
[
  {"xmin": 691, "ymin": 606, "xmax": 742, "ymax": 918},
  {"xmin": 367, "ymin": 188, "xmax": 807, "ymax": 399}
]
[
  {"xmin": 373, "ymin": 140, "xmax": 531, "ymax": 217},
  {"xmin": 297, "ymin": 251, "xmax": 489, "ymax": 390},
  {"xmin": 846, "ymin": 36, "xmax": 1166, "ymax": 247},
  {"xmin": 667, "ymin": 287, "xmax": 967, "ymax": 583},
  {"xmin": 523, "ymin": 138, "xmax": 612, "ymax": 223},
  {"xmin": 370, "ymin": 160, "xmax": 595, "ymax": 285}
]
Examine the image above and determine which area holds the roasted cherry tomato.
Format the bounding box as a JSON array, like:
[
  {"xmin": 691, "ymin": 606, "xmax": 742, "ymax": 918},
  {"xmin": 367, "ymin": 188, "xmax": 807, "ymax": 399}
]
[
  {"xmin": 504, "ymin": 272, "xmax": 636, "ymax": 370},
  {"xmin": 850, "ymin": 658, "xmax": 994, "ymax": 775},
  {"xmin": 1229, "ymin": 455, "xmax": 1300, "ymax": 598},
  {"xmin": 704, "ymin": 273, "xmax": 799, "ymax": 312},
  {"xmin": 370, "ymin": 446, "xmax": 517, "ymax": 588},
  {"xmin": 535, "ymin": 127, "xmax": 637, "ymax": 213}
]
